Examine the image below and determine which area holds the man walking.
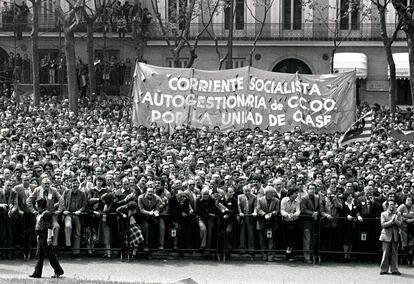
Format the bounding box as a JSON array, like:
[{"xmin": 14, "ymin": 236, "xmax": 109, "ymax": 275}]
[
  {"xmin": 29, "ymin": 199, "xmax": 64, "ymax": 279},
  {"xmin": 379, "ymin": 199, "xmax": 402, "ymax": 275}
]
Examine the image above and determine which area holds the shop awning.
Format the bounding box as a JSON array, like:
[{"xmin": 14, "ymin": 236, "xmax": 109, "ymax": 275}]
[
  {"xmin": 388, "ymin": 52, "xmax": 410, "ymax": 79},
  {"xmin": 333, "ymin": 52, "xmax": 368, "ymax": 79}
]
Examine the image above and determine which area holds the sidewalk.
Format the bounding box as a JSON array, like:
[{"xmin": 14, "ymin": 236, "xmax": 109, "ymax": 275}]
[{"xmin": 1, "ymin": 259, "xmax": 413, "ymax": 284}]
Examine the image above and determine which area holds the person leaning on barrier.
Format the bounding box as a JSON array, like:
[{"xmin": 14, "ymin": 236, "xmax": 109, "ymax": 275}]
[
  {"xmin": 137, "ymin": 186, "xmax": 165, "ymax": 251},
  {"xmin": 237, "ymin": 184, "xmax": 257, "ymax": 254},
  {"xmin": 256, "ymin": 185, "xmax": 280, "ymax": 262},
  {"xmin": 217, "ymin": 187, "xmax": 238, "ymax": 256},
  {"xmin": 300, "ymin": 183, "xmax": 321, "ymax": 264},
  {"xmin": 195, "ymin": 187, "xmax": 217, "ymax": 252},
  {"xmin": 320, "ymin": 188, "xmax": 343, "ymax": 255},
  {"xmin": 85, "ymin": 176, "xmax": 109, "ymax": 256},
  {"xmin": 397, "ymin": 195, "xmax": 414, "ymax": 267},
  {"xmin": 116, "ymin": 201, "xmax": 143, "ymax": 258},
  {"xmin": 169, "ymin": 189, "xmax": 193, "ymax": 250},
  {"xmin": 59, "ymin": 178, "xmax": 87, "ymax": 257},
  {"xmin": 280, "ymin": 186, "xmax": 301, "ymax": 261},
  {"xmin": 379, "ymin": 199, "xmax": 402, "ymax": 275},
  {"xmin": 27, "ymin": 178, "xmax": 61, "ymax": 248},
  {"xmin": 13, "ymin": 173, "xmax": 36, "ymax": 259},
  {"xmin": 0, "ymin": 180, "xmax": 18, "ymax": 259},
  {"xmin": 340, "ymin": 192, "xmax": 361, "ymax": 261}
]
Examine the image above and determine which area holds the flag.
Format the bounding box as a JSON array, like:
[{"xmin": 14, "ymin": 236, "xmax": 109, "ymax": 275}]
[
  {"xmin": 389, "ymin": 129, "xmax": 414, "ymax": 142},
  {"xmin": 339, "ymin": 111, "xmax": 373, "ymax": 147}
]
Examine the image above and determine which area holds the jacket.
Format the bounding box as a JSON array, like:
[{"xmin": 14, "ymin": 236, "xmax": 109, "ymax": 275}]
[
  {"xmin": 59, "ymin": 189, "xmax": 87, "ymax": 213},
  {"xmin": 27, "ymin": 186, "xmax": 61, "ymax": 214},
  {"xmin": 237, "ymin": 193, "xmax": 256, "ymax": 215},
  {"xmin": 300, "ymin": 194, "xmax": 320, "ymax": 229},
  {"xmin": 379, "ymin": 209, "xmax": 402, "ymax": 242},
  {"xmin": 256, "ymin": 196, "xmax": 279, "ymax": 231}
]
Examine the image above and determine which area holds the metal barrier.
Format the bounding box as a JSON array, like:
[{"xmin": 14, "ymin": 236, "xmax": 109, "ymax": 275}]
[{"xmin": 0, "ymin": 212, "xmax": 403, "ymax": 263}]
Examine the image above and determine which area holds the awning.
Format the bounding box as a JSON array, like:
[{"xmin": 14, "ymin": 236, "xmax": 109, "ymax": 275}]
[
  {"xmin": 333, "ymin": 52, "xmax": 368, "ymax": 79},
  {"xmin": 388, "ymin": 52, "xmax": 409, "ymax": 79}
]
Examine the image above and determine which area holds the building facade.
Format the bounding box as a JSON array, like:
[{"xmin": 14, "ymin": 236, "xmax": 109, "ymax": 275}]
[{"xmin": 0, "ymin": 0, "xmax": 411, "ymax": 105}]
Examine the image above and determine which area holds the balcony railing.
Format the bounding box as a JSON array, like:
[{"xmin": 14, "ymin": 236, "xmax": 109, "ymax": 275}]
[{"xmin": 0, "ymin": 12, "xmax": 406, "ymax": 41}]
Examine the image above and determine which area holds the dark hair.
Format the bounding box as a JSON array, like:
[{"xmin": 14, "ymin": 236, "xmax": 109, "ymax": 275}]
[
  {"xmin": 287, "ymin": 186, "xmax": 299, "ymax": 197},
  {"xmin": 36, "ymin": 198, "xmax": 47, "ymax": 209}
]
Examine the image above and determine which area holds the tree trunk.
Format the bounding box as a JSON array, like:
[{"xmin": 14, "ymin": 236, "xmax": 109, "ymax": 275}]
[
  {"xmin": 385, "ymin": 44, "xmax": 397, "ymax": 112},
  {"xmin": 408, "ymin": 33, "xmax": 414, "ymax": 107},
  {"xmin": 86, "ymin": 21, "xmax": 97, "ymax": 100},
  {"xmin": 378, "ymin": 5, "xmax": 396, "ymax": 112},
  {"xmin": 64, "ymin": 29, "xmax": 79, "ymax": 113},
  {"xmin": 31, "ymin": 0, "xmax": 40, "ymax": 106},
  {"xmin": 226, "ymin": 0, "xmax": 234, "ymax": 69}
]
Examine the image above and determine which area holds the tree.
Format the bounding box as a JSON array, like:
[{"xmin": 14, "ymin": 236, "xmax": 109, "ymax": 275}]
[
  {"xmin": 246, "ymin": 0, "xmax": 274, "ymax": 66},
  {"xmin": 392, "ymin": 0, "xmax": 414, "ymax": 106},
  {"xmin": 80, "ymin": 0, "xmax": 116, "ymax": 100},
  {"xmin": 150, "ymin": 0, "xmax": 221, "ymax": 67},
  {"xmin": 305, "ymin": 0, "xmax": 371, "ymax": 73},
  {"xmin": 371, "ymin": 0, "xmax": 402, "ymax": 112},
  {"xmin": 29, "ymin": 0, "xmax": 41, "ymax": 105},
  {"xmin": 55, "ymin": 0, "xmax": 83, "ymax": 113}
]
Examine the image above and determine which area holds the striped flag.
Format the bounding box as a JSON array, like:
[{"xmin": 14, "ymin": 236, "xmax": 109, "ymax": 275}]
[{"xmin": 339, "ymin": 111, "xmax": 373, "ymax": 147}]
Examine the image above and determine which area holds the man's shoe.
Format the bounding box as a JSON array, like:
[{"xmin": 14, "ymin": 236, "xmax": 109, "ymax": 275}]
[
  {"xmin": 51, "ymin": 272, "xmax": 64, "ymax": 278},
  {"xmin": 391, "ymin": 271, "xmax": 402, "ymax": 275},
  {"xmin": 29, "ymin": 274, "xmax": 41, "ymax": 278},
  {"xmin": 379, "ymin": 272, "xmax": 388, "ymax": 275}
]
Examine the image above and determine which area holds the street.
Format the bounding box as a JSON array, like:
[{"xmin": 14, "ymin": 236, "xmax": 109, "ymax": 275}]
[{"xmin": 1, "ymin": 259, "xmax": 414, "ymax": 284}]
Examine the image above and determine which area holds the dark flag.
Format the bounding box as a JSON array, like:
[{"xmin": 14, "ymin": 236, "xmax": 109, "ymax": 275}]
[
  {"xmin": 339, "ymin": 111, "xmax": 373, "ymax": 147},
  {"xmin": 389, "ymin": 129, "xmax": 414, "ymax": 142}
]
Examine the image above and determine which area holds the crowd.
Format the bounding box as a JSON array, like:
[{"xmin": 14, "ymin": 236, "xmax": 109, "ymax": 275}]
[
  {"xmin": 1, "ymin": 1, "xmax": 153, "ymax": 40},
  {"xmin": 102, "ymin": 1, "xmax": 153, "ymax": 39},
  {"xmin": 0, "ymin": 53, "xmax": 135, "ymax": 98},
  {"xmin": 0, "ymin": 96, "xmax": 414, "ymax": 266},
  {"xmin": 1, "ymin": 1, "xmax": 29, "ymax": 39}
]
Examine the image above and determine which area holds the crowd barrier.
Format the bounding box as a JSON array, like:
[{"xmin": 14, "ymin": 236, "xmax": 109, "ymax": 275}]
[{"xmin": 0, "ymin": 212, "xmax": 392, "ymax": 263}]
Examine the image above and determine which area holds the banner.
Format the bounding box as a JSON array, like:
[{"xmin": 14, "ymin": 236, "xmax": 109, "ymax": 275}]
[{"xmin": 132, "ymin": 63, "xmax": 356, "ymax": 132}]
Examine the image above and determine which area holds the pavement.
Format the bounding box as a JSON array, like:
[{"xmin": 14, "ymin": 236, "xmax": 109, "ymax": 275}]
[{"xmin": 0, "ymin": 258, "xmax": 414, "ymax": 284}]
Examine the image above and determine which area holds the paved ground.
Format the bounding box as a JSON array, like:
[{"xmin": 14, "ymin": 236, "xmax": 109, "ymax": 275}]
[{"xmin": 1, "ymin": 258, "xmax": 414, "ymax": 284}]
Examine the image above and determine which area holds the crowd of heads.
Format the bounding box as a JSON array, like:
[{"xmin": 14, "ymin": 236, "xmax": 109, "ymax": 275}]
[{"xmin": 0, "ymin": 96, "xmax": 412, "ymax": 207}]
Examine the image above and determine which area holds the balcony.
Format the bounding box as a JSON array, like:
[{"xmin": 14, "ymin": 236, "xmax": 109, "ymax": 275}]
[{"xmin": 0, "ymin": 12, "xmax": 406, "ymax": 42}]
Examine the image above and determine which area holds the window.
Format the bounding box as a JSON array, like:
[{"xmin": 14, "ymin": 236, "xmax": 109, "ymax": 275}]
[
  {"xmin": 340, "ymin": 0, "xmax": 360, "ymax": 30},
  {"xmin": 283, "ymin": 0, "xmax": 302, "ymax": 30},
  {"xmin": 168, "ymin": 0, "xmax": 187, "ymax": 30},
  {"xmin": 224, "ymin": 0, "xmax": 244, "ymax": 30},
  {"xmin": 224, "ymin": 58, "xmax": 245, "ymax": 69},
  {"xmin": 167, "ymin": 58, "xmax": 189, "ymax": 68},
  {"xmin": 41, "ymin": 0, "xmax": 55, "ymax": 24}
]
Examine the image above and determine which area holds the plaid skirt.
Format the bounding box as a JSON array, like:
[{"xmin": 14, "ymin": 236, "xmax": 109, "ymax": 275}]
[{"xmin": 124, "ymin": 224, "xmax": 144, "ymax": 248}]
